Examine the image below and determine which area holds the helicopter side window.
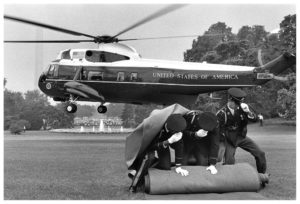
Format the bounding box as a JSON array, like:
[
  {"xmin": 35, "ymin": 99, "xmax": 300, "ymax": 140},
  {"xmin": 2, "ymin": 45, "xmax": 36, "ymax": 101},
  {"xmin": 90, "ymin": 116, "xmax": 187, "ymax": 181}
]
[
  {"xmin": 117, "ymin": 72, "xmax": 125, "ymax": 81},
  {"xmin": 104, "ymin": 52, "xmax": 129, "ymax": 62},
  {"xmin": 130, "ymin": 73, "xmax": 138, "ymax": 81},
  {"xmin": 88, "ymin": 71, "xmax": 104, "ymax": 80},
  {"xmin": 61, "ymin": 49, "xmax": 71, "ymax": 59}
]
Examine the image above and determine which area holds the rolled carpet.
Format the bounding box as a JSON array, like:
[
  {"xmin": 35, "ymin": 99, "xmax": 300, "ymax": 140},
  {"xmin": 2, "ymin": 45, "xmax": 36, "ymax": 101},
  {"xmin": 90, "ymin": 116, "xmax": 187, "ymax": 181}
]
[{"xmin": 145, "ymin": 163, "xmax": 261, "ymax": 195}]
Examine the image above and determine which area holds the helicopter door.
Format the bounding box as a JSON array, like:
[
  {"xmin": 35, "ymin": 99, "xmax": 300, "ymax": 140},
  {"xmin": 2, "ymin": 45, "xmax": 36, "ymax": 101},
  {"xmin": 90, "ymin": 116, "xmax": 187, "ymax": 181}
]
[{"xmin": 79, "ymin": 67, "xmax": 87, "ymax": 80}]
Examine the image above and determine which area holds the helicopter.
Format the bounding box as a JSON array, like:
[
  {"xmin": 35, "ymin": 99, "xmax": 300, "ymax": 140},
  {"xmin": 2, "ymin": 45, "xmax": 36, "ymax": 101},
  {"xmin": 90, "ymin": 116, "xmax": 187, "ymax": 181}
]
[{"xmin": 4, "ymin": 5, "xmax": 296, "ymax": 114}]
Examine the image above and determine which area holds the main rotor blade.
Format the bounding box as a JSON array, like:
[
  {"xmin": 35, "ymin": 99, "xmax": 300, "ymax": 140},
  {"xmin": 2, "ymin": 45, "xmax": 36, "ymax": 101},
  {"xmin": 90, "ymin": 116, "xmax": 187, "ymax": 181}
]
[
  {"xmin": 112, "ymin": 4, "xmax": 186, "ymax": 39},
  {"xmin": 4, "ymin": 15, "xmax": 96, "ymax": 39},
  {"xmin": 4, "ymin": 40, "xmax": 95, "ymax": 43},
  {"xmin": 118, "ymin": 33, "xmax": 225, "ymax": 42},
  {"xmin": 118, "ymin": 35, "xmax": 198, "ymax": 41}
]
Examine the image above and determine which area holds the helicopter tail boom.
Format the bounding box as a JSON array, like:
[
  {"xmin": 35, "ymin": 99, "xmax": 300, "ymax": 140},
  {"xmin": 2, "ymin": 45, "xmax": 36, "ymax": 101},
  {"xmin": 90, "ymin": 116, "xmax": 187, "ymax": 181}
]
[{"xmin": 261, "ymin": 52, "xmax": 295, "ymax": 75}]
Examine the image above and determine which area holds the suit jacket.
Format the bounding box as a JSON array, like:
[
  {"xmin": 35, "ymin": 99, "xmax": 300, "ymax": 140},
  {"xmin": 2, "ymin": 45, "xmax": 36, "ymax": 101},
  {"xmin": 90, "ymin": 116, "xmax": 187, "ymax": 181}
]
[
  {"xmin": 182, "ymin": 111, "xmax": 220, "ymax": 165},
  {"xmin": 217, "ymin": 104, "xmax": 257, "ymax": 146},
  {"xmin": 148, "ymin": 127, "xmax": 184, "ymax": 166}
]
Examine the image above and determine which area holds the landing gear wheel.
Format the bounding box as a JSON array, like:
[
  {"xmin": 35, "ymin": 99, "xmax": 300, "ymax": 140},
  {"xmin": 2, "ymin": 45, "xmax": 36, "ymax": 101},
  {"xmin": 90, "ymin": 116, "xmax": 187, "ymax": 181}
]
[
  {"xmin": 66, "ymin": 103, "xmax": 77, "ymax": 113},
  {"xmin": 97, "ymin": 105, "xmax": 107, "ymax": 114}
]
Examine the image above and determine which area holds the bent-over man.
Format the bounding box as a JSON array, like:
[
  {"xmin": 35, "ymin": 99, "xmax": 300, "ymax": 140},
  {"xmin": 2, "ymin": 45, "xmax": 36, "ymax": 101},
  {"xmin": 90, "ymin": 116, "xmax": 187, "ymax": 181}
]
[
  {"xmin": 148, "ymin": 113, "xmax": 189, "ymax": 176},
  {"xmin": 182, "ymin": 111, "xmax": 219, "ymax": 174}
]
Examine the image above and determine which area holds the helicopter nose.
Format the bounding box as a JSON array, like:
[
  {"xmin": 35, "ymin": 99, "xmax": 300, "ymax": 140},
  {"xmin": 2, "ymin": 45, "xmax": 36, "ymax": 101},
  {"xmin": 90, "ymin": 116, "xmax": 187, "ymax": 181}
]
[
  {"xmin": 39, "ymin": 73, "xmax": 47, "ymax": 83},
  {"xmin": 38, "ymin": 73, "xmax": 47, "ymax": 93}
]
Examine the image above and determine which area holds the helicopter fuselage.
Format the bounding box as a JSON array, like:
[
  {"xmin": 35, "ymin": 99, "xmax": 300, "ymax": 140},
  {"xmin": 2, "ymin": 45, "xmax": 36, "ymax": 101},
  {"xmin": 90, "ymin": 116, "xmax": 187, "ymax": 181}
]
[
  {"xmin": 39, "ymin": 51, "xmax": 261, "ymax": 106},
  {"xmin": 38, "ymin": 43, "xmax": 295, "ymax": 109}
]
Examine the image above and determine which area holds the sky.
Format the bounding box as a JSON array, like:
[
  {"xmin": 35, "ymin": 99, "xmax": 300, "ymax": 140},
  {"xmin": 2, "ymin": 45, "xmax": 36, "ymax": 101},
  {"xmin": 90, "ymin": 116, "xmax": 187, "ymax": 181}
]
[{"xmin": 3, "ymin": 2, "xmax": 296, "ymax": 93}]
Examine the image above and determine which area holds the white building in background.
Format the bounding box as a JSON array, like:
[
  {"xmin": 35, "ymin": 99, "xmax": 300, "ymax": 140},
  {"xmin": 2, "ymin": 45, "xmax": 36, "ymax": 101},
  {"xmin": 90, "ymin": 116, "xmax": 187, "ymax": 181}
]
[{"xmin": 74, "ymin": 116, "xmax": 123, "ymax": 128}]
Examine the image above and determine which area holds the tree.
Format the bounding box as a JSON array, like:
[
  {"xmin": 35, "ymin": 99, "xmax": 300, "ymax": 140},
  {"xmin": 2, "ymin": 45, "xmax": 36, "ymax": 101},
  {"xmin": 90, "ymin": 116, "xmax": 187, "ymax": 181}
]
[
  {"xmin": 279, "ymin": 14, "xmax": 296, "ymax": 51},
  {"xmin": 53, "ymin": 103, "xmax": 75, "ymax": 128},
  {"xmin": 237, "ymin": 26, "xmax": 252, "ymax": 41},
  {"xmin": 276, "ymin": 73, "xmax": 296, "ymax": 119},
  {"xmin": 184, "ymin": 16, "xmax": 296, "ymax": 120},
  {"xmin": 4, "ymin": 82, "xmax": 75, "ymax": 130},
  {"xmin": 275, "ymin": 14, "xmax": 296, "ymax": 119},
  {"xmin": 8, "ymin": 119, "xmax": 30, "ymax": 134},
  {"xmin": 4, "ymin": 78, "xmax": 7, "ymax": 88},
  {"xmin": 24, "ymin": 89, "xmax": 49, "ymax": 107},
  {"xmin": 121, "ymin": 104, "xmax": 160, "ymax": 128},
  {"xmin": 105, "ymin": 103, "xmax": 125, "ymax": 118},
  {"xmin": 20, "ymin": 103, "xmax": 45, "ymax": 130},
  {"xmin": 184, "ymin": 22, "xmax": 234, "ymax": 62},
  {"xmin": 75, "ymin": 104, "xmax": 95, "ymax": 118},
  {"xmin": 4, "ymin": 115, "xmax": 20, "ymax": 130},
  {"xmin": 4, "ymin": 90, "xmax": 25, "ymax": 118},
  {"xmin": 9, "ymin": 122, "xmax": 23, "ymax": 134},
  {"xmin": 251, "ymin": 25, "xmax": 268, "ymax": 46},
  {"xmin": 214, "ymin": 40, "xmax": 250, "ymax": 60},
  {"xmin": 200, "ymin": 51, "xmax": 222, "ymax": 63},
  {"xmin": 15, "ymin": 90, "xmax": 50, "ymax": 130},
  {"xmin": 121, "ymin": 104, "xmax": 136, "ymax": 128}
]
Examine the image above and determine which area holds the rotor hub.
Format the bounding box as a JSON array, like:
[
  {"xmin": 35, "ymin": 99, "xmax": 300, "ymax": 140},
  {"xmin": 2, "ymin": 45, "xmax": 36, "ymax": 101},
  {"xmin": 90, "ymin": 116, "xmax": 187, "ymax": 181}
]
[{"xmin": 94, "ymin": 35, "xmax": 118, "ymax": 44}]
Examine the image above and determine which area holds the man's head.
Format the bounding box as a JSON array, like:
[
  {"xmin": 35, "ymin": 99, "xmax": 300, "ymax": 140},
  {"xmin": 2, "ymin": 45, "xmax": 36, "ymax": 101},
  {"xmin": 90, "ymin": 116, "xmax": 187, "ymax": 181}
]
[
  {"xmin": 228, "ymin": 88, "xmax": 246, "ymax": 108},
  {"xmin": 195, "ymin": 112, "xmax": 218, "ymax": 132},
  {"xmin": 165, "ymin": 114, "xmax": 187, "ymax": 133}
]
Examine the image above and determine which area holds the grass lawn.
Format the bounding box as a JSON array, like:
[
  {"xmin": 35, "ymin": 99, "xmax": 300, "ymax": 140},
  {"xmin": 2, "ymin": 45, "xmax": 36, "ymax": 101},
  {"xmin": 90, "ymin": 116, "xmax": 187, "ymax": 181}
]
[{"xmin": 4, "ymin": 123, "xmax": 296, "ymax": 200}]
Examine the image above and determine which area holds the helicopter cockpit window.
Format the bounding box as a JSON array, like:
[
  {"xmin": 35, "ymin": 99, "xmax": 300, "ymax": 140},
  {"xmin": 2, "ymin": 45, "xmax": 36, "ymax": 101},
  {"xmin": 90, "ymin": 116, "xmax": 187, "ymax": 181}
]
[
  {"xmin": 85, "ymin": 51, "xmax": 130, "ymax": 63},
  {"xmin": 58, "ymin": 66, "xmax": 77, "ymax": 80},
  {"xmin": 117, "ymin": 72, "xmax": 125, "ymax": 81},
  {"xmin": 47, "ymin": 65, "xmax": 58, "ymax": 78}
]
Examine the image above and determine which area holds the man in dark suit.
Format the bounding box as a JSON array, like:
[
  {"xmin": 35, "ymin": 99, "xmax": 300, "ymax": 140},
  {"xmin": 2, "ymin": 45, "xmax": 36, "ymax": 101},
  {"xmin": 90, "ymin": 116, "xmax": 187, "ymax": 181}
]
[
  {"xmin": 216, "ymin": 88, "xmax": 267, "ymax": 174},
  {"xmin": 182, "ymin": 111, "xmax": 220, "ymax": 174},
  {"xmin": 148, "ymin": 114, "xmax": 189, "ymax": 176}
]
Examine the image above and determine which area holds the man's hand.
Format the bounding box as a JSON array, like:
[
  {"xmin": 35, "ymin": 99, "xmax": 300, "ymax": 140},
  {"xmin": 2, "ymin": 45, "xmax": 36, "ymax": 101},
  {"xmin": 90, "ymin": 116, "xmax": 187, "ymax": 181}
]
[
  {"xmin": 168, "ymin": 132, "xmax": 182, "ymax": 144},
  {"xmin": 195, "ymin": 129, "xmax": 208, "ymax": 138},
  {"xmin": 175, "ymin": 167, "xmax": 189, "ymax": 176},
  {"xmin": 206, "ymin": 165, "xmax": 218, "ymax": 175},
  {"xmin": 240, "ymin": 103, "xmax": 250, "ymax": 113}
]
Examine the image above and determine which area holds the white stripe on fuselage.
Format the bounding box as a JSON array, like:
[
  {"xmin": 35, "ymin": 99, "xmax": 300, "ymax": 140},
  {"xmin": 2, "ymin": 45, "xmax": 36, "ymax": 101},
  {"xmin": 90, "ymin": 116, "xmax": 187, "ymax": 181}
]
[
  {"xmin": 46, "ymin": 79, "xmax": 255, "ymax": 87},
  {"xmin": 55, "ymin": 58, "xmax": 255, "ymax": 72}
]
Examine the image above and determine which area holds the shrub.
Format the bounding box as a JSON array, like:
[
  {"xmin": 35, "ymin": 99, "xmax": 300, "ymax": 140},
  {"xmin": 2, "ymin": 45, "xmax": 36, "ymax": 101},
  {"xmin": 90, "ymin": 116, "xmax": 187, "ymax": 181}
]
[
  {"xmin": 9, "ymin": 122, "xmax": 23, "ymax": 134},
  {"xmin": 9, "ymin": 119, "xmax": 30, "ymax": 134}
]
